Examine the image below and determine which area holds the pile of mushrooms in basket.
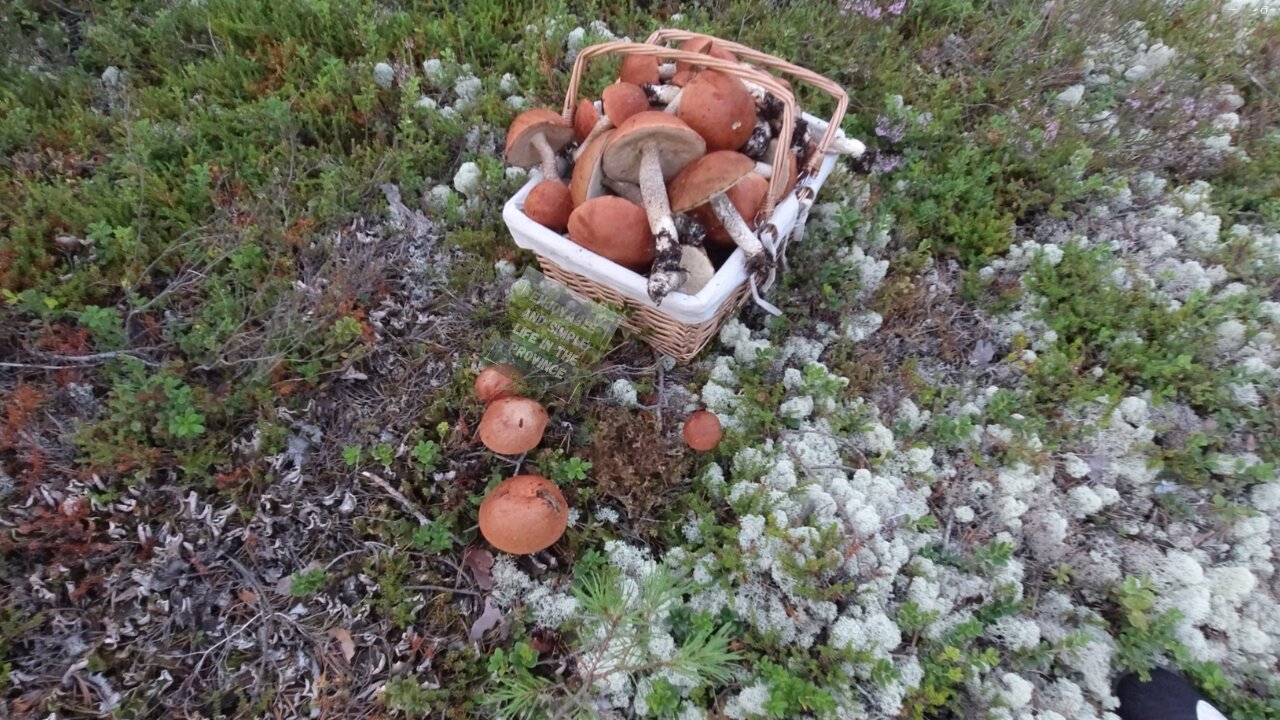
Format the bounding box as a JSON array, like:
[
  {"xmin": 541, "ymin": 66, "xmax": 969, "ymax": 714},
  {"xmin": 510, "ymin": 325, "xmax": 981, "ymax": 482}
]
[{"xmin": 504, "ymin": 38, "xmax": 859, "ymax": 307}]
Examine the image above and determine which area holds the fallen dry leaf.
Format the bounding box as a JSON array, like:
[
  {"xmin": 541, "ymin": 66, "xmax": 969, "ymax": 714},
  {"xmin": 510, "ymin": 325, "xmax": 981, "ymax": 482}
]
[
  {"xmin": 327, "ymin": 627, "xmax": 355, "ymax": 661},
  {"xmin": 462, "ymin": 547, "xmax": 494, "ymax": 590},
  {"xmin": 469, "ymin": 597, "xmax": 503, "ymax": 642}
]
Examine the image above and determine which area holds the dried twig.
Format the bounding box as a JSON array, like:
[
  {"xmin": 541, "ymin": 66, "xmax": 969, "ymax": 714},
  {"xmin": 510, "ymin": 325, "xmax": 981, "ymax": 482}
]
[
  {"xmin": 360, "ymin": 471, "xmax": 429, "ymax": 525},
  {"xmin": 403, "ymin": 584, "xmax": 480, "ymax": 597},
  {"xmin": 1, "ymin": 350, "xmax": 161, "ymax": 369}
]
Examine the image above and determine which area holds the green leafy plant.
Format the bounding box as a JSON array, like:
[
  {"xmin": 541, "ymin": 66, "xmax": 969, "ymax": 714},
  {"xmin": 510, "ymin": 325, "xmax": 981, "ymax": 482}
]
[
  {"xmin": 411, "ymin": 520, "xmax": 455, "ymax": 553},
  {"xmin": 758, "ymin": 659, "xmax": 838, "ymax": 717},
  {"xmin": 483, "ymin": 566, "xmax": 741, "ymax": 719},
  {"xmin": 551, "ymin": 455, "xmax": 592, "ymax": 484},
  {"xmin": 371, "ymin": 442, "xmax": 396, "ymax": 468},
  {"xmin": 76, "ymin": 305, "xmax": 125, "ymax": 350},
  {"xmin": 383, "ymin": 677, "xmax": 433, "ymax": 716},
  {"xmin": 288, "ymin": 568, "xmax": 328, "ymax": 597},
  {"xmin": 343, "ymin": 445, "xmax": 362, "ymax": 468},
  {"xmin": 411, "ymin": 439, "xmax": 442, "ymax": 470}
]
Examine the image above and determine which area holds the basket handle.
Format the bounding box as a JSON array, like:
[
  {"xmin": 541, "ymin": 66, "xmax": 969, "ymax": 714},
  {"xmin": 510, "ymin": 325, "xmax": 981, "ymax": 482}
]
[
  {"xmin": 563, "ymin": 41, "xmax": 796, "ymax": 218},
  {"xmin": 642, "ymin": 29, "xmax": 848, "ymax": 178}
]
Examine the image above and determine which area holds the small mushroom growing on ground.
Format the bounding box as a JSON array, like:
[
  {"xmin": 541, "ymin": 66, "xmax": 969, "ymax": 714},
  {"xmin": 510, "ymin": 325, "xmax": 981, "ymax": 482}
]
[
  {"xmin": 478, "ymin": 475, "xmax": 569, "ymax": 554},
  {"xmin": 669, "ymin": 150, "xmax": 773, "ymax": 277},
  {"xmin": 475, "ymin": 364, "xmax": 522, "ymax": 403},
  {"xmin": 478, "ymin": 396, "xmax": 548, "ymax": 455},
  {"xmin": 566, "ymin": 196, "xmax": 656, "ymax": 272},
  {"xmin": 683, "ymin": 410, "xmax": 723, "ymax": 451},
  {"xmin": 506, "ymin": 109, "xmax": 575, "ymax": 231},
  {"xmin": 676, "ymin": 70, "xmax": 757, "ymax": 152},
  {"xmin": 573, "ymin": 82, "xmax": 649, "ymax": 161},
  {"xmin": 602, "ymin": 112, "xmax": 707, "ymax": 303}
]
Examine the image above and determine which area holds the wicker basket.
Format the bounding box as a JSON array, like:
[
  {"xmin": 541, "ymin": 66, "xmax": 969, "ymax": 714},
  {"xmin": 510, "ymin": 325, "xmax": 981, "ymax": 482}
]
[{"xmin": 501, "ymin": 35, "xmax": 851, "ymax": 362}]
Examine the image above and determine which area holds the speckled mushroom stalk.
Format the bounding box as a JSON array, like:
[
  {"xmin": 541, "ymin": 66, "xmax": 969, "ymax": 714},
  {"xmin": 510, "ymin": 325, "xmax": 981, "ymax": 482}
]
[
  {"xmin": 670, "ymin": 151, "xmax": 774, "ymax": 278},
  {"xmin": 601, "ymin": 112, "xmax": 707, "ymax": 304},
  {"xmin": 602, "ymin": 177, "xmax": 644, "ymax": 205},
  {"xmin": 742, "ymin": 120, "xmax": 772, "ymax": 160},
  {"xmin": 506, "ymin": 109, "xmax": 575, "ymax": 232},
  {"xmin": 673, "ymin": 214, "xmax": 708, "ymax": 248},
  {"xmin": 640, "ymin": 83, "xmax": 682, "ymax": 111},
  {"xmin": 665, "ymin": 211, "xmax": 716, "ymax": 294},
  {"xmin": 529, "ymin": 132, "xmax": 562, "ymax": 179},
  {"xmin": 638, "ymin": 145, "xmax": 688, "ymax": 298}
]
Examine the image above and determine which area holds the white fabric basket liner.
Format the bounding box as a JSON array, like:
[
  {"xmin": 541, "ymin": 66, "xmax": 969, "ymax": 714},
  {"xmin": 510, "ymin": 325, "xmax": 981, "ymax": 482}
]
[{"xmin": 503, "ymin": 113, "xmax": 840, "ymax": 325}]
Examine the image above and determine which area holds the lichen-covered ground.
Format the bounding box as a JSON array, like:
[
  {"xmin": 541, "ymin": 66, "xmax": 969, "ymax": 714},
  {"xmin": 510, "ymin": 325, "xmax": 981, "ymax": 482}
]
[{"xmin": 2, "ymin": 1, "xmax": 1279, "ymax": 718}]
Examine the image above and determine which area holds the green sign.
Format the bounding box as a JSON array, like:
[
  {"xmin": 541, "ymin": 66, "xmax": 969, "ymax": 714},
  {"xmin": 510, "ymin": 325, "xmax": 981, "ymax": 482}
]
[{"xmin": 492, "ymin": 268, "xmax": 620, "ymax": 386}]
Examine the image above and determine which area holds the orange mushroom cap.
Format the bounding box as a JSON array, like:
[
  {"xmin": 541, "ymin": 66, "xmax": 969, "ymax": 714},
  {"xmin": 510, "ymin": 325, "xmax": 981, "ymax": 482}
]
[
  {"xmin": 675, "ymin": 37, "xmax": 739, "ymax": 75},
  {"xmin": 619, "ymin": 54, "xmax": 660, "ymax": 86},
  {"xmin": 602, "ymin": 111, "xmax": 706, "ymax": 185},
  {"xmin": 601, "ymin": 82, "xmax": 649, "ymax": 126},
  {"xmin": 524, "ymin": 180, "xmax": 574, "ymax": 232},
  {"xmin": 676, "ymin": 70, "xmax": 756, "ymax": 152},
  {"xmin": 478, "ymin": 475, "xmax": 569, "ymax": 554},
  {"xmin": 668, "ymin": 151, "xmax": 757, "ymax": 215},
  {"xmin": 479, "ymin": 396, "xmax": 548, "ymax": 455},
  {"xmin": 566, "ymin": 196, "xmax": 655, "ymax": 272},
  {"xmin": 574, "ymin": 99, "xmax": 600, "ymax": 144},
  {"xmin": 570, "ymin": 129, "xmax": 613, "ymax": 207},
  {"xmin": 475, "ymin": 364, "xmax": 523, "ymax": 403},
  {"xmin": 683, "ymin": 411, "xmax": 723, "ymax": 451},
  {"xmin": 505, "ymin": 109, "xmax": 573, "ymax": 168}
]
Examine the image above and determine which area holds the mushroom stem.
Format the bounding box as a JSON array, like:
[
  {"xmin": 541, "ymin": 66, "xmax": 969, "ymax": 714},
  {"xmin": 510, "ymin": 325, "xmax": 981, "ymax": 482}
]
[
  {"xmin": 829, "ymin": 134, "xmax": 867, "ymax": 156},
  {"xmin": 753, "ymin": 160, "xmax": 776, "ymax": 178},
  {"xmin": 749, "ymin": 83, "xmax": 786, "ymax": 123},
  {"xmin": 658, "ymin": 62, "xmax": 676, "ymax": 80},
  {"xmin": 572, "ymin": 117, "xmax": 613, "ymax": 161},
  {"xmin": 674, "ymin": 213, "xmax": 707, "ymax": 248},
  {"xmin": 710, "ymin": 192, "xmax": 769, "ymax": 276},
  {"xmin": 603, "ymin": 177, "xmax": 645, "ymax": 205},
  {"xmin": 638, "ymin": 143, "xmax": 686, "ymax": 303},
  {"xmin": 743, "ymin": 121, "xmax": 772, "ymax": 160},
  {"xmin": 531, "ymin": 132, "xmax": 559, "ymax": 180},
  {"xmin": 641, "ymin": 83, "xmax": 682, "ymax": 109}
]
